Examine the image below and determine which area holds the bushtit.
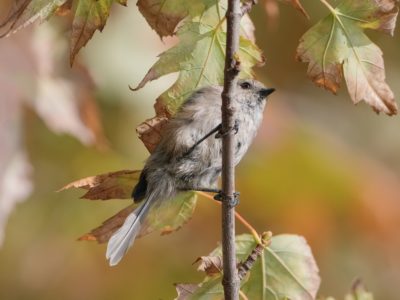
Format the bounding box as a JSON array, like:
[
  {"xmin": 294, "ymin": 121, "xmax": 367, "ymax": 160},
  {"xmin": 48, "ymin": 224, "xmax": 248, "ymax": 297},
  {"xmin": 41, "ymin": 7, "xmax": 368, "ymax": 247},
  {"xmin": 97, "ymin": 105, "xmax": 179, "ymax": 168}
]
[{"xmin": 106, "ymin": 79, "xmax": 275, "ymax": 266}]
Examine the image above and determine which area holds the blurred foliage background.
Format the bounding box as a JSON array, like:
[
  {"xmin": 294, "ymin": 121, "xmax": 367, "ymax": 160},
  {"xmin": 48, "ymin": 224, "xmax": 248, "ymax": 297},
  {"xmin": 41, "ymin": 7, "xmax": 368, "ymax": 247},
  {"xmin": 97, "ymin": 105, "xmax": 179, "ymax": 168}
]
[{"xmin": 1, "ymin": 1, "xmax": 400, "ymax": 299}]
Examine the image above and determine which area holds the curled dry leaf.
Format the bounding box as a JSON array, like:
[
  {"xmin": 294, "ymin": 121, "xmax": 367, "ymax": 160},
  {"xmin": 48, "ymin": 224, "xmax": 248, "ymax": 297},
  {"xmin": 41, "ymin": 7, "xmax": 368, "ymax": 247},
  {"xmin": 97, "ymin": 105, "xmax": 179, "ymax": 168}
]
[
  {"xmin": 296, "ymin": 0, "xmax": 398, "ymax": 115},
  {"xmin": 59, "ymin": 170, "xmax": 141, "ymax": 200},
  {"xmin": 194, "ymin": 256, "xmax": 223, "ymax": 276},
  {"xmin": 136, "ymin": 116, "xmax": 169, "ymax": 153}
]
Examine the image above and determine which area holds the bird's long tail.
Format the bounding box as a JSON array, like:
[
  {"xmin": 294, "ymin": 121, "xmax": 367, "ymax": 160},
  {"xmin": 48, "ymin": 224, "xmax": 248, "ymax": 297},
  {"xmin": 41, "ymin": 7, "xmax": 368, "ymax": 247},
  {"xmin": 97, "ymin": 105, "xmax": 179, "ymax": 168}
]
[{"xmin": 106, "ymin": 193, "xmax": 155, "ymax": 266}]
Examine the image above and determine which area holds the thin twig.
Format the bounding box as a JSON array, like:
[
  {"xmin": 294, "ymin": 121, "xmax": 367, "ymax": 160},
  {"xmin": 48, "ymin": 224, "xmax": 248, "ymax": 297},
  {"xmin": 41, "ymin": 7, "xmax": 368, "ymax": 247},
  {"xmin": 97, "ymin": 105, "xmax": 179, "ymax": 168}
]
[
  {"xmin": 237, "ymin": 232, "xmax": 272, "ymax": 281},
  {"xmin": 221, "ymin": 0, "xmax": 242, "ymax": 298},
  {"xmin": 221, "ymin": 0, "xmax": 258, "ymax": 298}
]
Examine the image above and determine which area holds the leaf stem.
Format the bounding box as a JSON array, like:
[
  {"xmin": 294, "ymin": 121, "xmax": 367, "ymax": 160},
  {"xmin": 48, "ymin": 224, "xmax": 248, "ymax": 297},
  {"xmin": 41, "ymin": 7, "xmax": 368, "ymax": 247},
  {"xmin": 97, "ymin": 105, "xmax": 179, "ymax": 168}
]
[
  {"xmin": 197, "ymin": 192, "xmax": 262, "ymax": 245},
  {"xmin": 319, "ymin": 0, "xmax": 336, "ymax": 15}
]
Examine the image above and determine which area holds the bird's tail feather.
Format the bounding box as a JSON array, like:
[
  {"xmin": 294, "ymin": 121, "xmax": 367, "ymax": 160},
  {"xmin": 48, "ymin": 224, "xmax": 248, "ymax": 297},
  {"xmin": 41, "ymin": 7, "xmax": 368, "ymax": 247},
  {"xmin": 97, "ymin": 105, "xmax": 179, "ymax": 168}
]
[{"xmin": 106, "ymin": 194, "xmax": 155, "ymax": 266}]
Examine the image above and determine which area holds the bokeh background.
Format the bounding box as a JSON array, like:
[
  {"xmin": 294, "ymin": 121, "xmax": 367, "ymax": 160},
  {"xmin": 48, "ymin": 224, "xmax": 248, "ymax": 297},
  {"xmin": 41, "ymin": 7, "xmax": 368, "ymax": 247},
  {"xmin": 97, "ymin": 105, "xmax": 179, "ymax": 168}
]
[{"xmin": 1, "ymin": 1, "xmax": 400, "ymax": 299}]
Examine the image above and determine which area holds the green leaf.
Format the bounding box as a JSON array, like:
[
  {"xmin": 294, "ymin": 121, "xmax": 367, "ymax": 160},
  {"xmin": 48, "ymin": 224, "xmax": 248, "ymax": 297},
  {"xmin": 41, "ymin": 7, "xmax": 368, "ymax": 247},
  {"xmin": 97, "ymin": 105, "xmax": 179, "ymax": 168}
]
[
  {"xmin": 78, "ymin": 192, "xmax": 197, "ymax": 243},
  {"xmin": 296, "ymin": 0, "xmax": 398, "ymax": 115},
  {"xmin": 137, "ymin": 0, "xmax": 215, "ymax": 38},
  {"xmin": 176, "ymin": 234, "xmax": 320, "ymax": 300},
  {"xmin": 140, "ymin": 191, "xmax": 197, "ymax": 236},
  {"xmin": 0, "ymin": 0, "xmax": 68, "ymax": 37},
  {"xmin": 132, "ymin": 1, "xmax": 264, "ymax": 115}
]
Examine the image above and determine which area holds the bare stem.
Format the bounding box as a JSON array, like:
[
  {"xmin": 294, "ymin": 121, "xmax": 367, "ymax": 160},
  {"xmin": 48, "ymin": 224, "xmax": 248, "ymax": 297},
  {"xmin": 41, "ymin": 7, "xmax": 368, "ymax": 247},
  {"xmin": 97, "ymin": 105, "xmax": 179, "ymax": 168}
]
[
  {"xmin": 237, "ymin": 232, "xmax": 272, "ymax": 281},
  {"xmin": 221, "ymin": 0, "xmax": 242, "ymax": 298}
]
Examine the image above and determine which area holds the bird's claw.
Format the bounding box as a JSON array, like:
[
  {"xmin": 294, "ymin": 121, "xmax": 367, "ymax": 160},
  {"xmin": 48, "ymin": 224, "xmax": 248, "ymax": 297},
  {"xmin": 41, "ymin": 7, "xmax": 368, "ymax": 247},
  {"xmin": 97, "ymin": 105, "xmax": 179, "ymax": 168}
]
[
  {"xmin": 214, "ymin": 191, "xmax": 240, "ymax": 207},
  {"xmin": 215, "ymin": 119, "xmax": 239, "ymax": 138}
]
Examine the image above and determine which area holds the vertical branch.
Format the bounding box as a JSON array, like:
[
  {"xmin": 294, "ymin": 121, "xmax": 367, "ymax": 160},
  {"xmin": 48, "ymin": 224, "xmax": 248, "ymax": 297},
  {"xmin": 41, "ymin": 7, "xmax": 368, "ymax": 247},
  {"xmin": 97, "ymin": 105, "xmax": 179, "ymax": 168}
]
[{"xmin": 221, "ymin": 0, "xmax": 242, "ymax": 298}]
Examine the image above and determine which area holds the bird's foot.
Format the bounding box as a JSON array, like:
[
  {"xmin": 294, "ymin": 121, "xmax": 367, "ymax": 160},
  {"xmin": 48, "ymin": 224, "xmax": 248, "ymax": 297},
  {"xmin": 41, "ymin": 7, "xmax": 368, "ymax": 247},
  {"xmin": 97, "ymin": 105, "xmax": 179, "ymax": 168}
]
[
  {"xmin": 214, "ymin": 191, "xmax": 240, "ymax": 207},
  {"xmin": 215, "ymin": 119, "xmax": 239, "ymax": 138}
]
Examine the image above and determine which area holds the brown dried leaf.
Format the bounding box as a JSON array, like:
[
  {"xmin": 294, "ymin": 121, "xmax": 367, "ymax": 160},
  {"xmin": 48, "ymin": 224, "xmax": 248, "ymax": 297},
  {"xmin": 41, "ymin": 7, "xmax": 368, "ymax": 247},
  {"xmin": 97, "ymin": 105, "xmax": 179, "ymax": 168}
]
[
  {"xmin": 60, "ymin": 170, "xmax": 141, "ymax": 200},
  {"xmin": 194, "ymin": 256, "xmax": 223, "ymax": 276},
  {"xmin": 78, "ymin": 204, "xmax": 136, "ymax": 243},
  {"xmin": 136, "ymin": 116, "xmax": 169, "ymax": 153}
]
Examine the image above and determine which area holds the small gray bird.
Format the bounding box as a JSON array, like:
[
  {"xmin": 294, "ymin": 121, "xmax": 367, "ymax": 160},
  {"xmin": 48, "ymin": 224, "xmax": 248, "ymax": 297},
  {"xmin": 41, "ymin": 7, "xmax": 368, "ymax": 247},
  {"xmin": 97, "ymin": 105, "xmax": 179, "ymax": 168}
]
[{"xmin": 106, "ymin": 79, "xmax": 275, "ymax": 265}]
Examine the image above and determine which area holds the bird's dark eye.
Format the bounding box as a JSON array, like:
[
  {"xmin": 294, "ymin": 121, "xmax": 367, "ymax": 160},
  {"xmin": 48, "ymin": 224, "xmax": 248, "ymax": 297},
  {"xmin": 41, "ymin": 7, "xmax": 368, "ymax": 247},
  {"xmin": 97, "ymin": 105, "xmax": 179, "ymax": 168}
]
[{"xmin": 240, "ymin": 82, "xmax": 251, "ymax": 89}]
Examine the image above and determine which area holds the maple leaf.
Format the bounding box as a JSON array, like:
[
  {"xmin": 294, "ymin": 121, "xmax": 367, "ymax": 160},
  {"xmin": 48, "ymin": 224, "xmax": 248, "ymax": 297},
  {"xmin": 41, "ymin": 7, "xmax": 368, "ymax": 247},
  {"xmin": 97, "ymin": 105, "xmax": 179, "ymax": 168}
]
[
  {"xmin": 0, "ymin": 0, "xmax": 125, "ymax": 65},
  {"xmin": 61, "ymin": 169, "xmax": 198, "ymax": 241},
  {"xmin": 132, "ymin": 1, "xmax": 264, "ymax": 115},
  {"xmin": 296, "ymin": 0, "xmax": 398, "ymax": 115},
  {"xmin": 175, "ymin": 234, "xmax": 321, "ymax": 300}
]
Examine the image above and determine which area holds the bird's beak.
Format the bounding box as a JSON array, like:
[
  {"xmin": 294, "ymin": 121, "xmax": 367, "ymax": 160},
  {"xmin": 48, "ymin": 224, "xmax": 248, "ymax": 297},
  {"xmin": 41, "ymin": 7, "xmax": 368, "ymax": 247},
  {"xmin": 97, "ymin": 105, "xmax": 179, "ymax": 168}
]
[{"xmin": 259, "ymin": 88, "xmax": 275, "ymax": 98}]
